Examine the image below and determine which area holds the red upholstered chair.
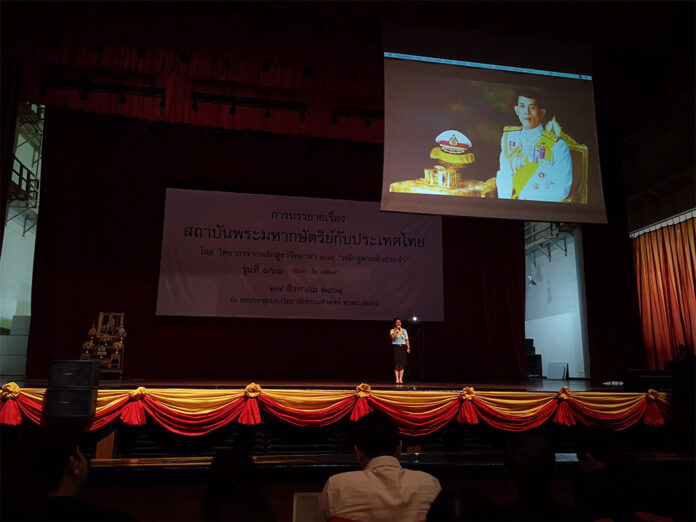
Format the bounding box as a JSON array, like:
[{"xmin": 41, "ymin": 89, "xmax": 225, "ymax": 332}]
[{"xmin": 632, "ymin": 511, "xmax": 673, "ymax": 521}]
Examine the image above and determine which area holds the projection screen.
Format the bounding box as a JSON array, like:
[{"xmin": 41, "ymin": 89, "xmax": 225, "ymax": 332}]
[{"xmin": 381, "ymin": 52, "xmax": 607, "ymax": 224}]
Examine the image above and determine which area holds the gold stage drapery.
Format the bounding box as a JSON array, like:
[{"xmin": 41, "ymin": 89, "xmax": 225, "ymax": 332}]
[{"xmin": 0, "ymin": 382, "xmax": 669, "ymax": 436}]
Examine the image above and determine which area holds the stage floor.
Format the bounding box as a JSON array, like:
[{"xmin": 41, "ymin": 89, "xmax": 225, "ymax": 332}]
[{"xmin": 13, "ymin": 376, "xmax": 611, "ymax": 392}]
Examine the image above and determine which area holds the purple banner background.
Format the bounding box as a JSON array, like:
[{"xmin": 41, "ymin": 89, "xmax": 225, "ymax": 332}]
[{"xmin": 157, "ymin": 189, "xmax": 444, "ymax": 320}]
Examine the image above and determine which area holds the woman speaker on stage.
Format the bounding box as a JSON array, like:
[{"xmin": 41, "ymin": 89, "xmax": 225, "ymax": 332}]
[{"xmin": 390, "ymin": 318, "xmax": 410, "ymax": 385}]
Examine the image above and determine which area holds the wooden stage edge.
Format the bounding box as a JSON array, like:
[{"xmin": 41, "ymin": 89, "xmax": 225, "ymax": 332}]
[{"xmin": 19, "ymin": 377, "xmax": 610, "ymax": 392}]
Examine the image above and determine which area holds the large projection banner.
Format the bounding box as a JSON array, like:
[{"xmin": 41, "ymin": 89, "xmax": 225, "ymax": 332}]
[
  {"xmin": 381, "ymin": 55, "xmax": 607, "ymax": 224},
  {"xmin": 156, "ymin": 189, "xmax": 444, "ymax": 320}
]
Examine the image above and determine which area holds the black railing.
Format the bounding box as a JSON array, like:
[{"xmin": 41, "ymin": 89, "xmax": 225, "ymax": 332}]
[{"xmin": 10, "ymin": 157, "xmax": 39, "ymax": 204}]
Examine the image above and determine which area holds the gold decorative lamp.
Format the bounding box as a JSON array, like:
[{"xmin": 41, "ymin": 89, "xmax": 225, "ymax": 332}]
[
  {"xmin": 80, "ymin": 320, "xmax": 98, "ymax": 359},
  {"xmin": 110, "ymin": 325, "xmax": 127, "ymax": 370}
]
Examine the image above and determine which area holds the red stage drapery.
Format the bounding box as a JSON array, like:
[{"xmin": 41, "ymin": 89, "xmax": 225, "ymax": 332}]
[
  {"xmin": 25, "ymin": 107, "xmax": 527, "ymax": 384},
  {"xmin": 2, "ymin": 2, "xmax": 646, "ymax": 386},
  {"xmin": 2, "ymin": 2, "xmax": 384, "ymax": 144},
  {"xmin": 1, "ymin": 383, "xmax": 669, "ymax": 437},
  {"xmin": 633, "ymin": 218, "xmax": 696, "ymax": 369}
]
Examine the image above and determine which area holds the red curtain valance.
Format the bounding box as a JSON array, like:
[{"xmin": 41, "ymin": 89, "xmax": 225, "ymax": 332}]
[{"xmin": 0, "ymin": 382, "xmax": 669, "ymax": 437}]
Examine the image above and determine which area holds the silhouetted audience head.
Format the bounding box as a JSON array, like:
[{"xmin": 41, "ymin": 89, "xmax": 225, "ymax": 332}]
[
  {"xmin": 353, "ymin": 411, "xmax": 402, "ymax": 462},
  {"xmin": 203, "ymin": 449, "xmax": 275, "ymax": 521},
  {"xmin": 676, "ymin": 344, "xmax": 691, "ymax": 360},
  {"xmin": 3, "ymin": 429, "xmax": 135, "ymax": 521},
  {"xmin": 504, "ymin": 432, "xmax": 555, "ymax": 497},
  {"xmin": 575, "ymin": 426, "xmax": 619, "ymax": 472},
  {"xmin": 427, "ymin": 489, "xmax": 499, "ymax": 521},
  {"xmin": 36, "ymin": 431, "xmax": 89, "ymax": 497},
  {"xmin": 573, "ymin": 427, "xmax": 633, "ymax": 521},
  {"xmin": 500, "ymin": 433, "xmax": 577, "ymax": 521},
  {"xmin": 675, "ymin": 344, "xmax": 696, "ymax": 369}
]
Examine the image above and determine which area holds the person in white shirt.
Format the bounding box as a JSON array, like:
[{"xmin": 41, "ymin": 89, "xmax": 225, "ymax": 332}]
[
  {"xmin": 496, "ymin": 92, "xmax": 572, "ymax": 202},
  {"xmin": 319, "ymin": 411, "xmax": 441, "ymax": 521}
]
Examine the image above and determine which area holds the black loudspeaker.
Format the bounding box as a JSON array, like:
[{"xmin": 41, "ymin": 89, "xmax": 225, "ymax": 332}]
[
  {"xmin": 44, "ymin": 388, "xmax": 98, "ymax": 417},
  {"xmin": 527, "ymin": 354, "xmax": 543, "ymax": 377},
  {"xmin": 525, "ymin": 339, "xmax": 535, "ymax": 355},
  {"xmin": 48, "ymin": 360, "xmax": 100, "ymax": 388},
  {"xmin": 45, "ymin": 360, "xmax": 100, "ymax": 419},
  {"xmin": 624, "ymin": 369, "xmax": 674, "ymax": 392}
]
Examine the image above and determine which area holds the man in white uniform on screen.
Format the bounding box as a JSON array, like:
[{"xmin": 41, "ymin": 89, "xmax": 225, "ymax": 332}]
[{"xmin": 496, "ymin": 92, "xmax": 572, "ymax": 202}]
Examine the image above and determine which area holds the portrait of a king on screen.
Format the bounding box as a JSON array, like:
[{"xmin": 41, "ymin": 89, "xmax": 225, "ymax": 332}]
[{"xmin": 382, "ymin": 56, "xmax": 606, "ymax": 223}]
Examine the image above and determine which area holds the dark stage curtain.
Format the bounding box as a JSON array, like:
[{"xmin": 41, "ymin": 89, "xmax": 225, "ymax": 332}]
[
  {"xmin": 3, "ymin": 2, "xmax": 384, "ymax": 144},
  {"xmin": 26, "ymin": 108, "xmax": 526, "ymax": 382},
  {"xmin": 583, "ymin": 223, "xmax": 645, "ymax": 384},
  {"xmin": 581, "ymin": 108, "xmax": 645, "ymax": 384},
  {"xmin": 438, "ymin": 217, "xmax": 527, "ymax": 382}
]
